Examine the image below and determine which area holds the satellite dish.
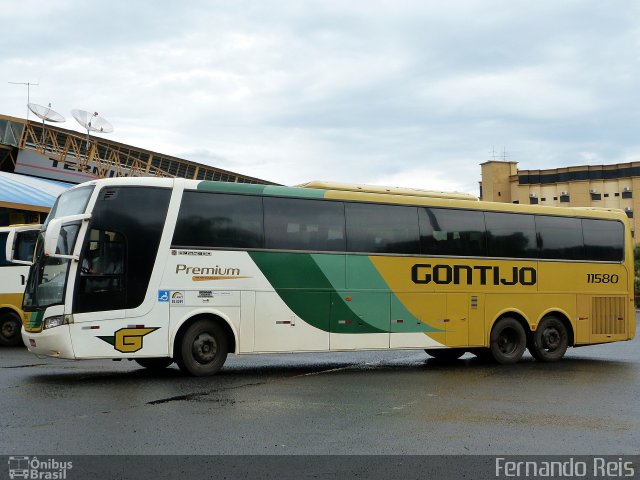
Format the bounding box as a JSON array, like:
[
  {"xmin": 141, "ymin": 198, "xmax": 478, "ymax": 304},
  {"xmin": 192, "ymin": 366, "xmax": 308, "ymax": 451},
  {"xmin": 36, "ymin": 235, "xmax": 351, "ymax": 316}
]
[
  {"xmin": 28, "ymin": 102, "xmax": 65, "ymax": 123},
  {"xmin": 71, "ymin": 109, "xmax": 114, "ymax": 134},
  {"xmin": 71, "ymin": 109, "xmax": 114, "ymax": 150},
  {"xmin": 28, "ymin": 103, "xmax": 65, "ymax": 145}
]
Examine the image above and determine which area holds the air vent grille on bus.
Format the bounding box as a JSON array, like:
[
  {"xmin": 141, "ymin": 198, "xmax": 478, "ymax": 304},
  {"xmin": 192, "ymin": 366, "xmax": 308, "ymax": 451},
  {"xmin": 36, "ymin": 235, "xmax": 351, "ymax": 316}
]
[
  {"xmin": 103, "ymin": 189, "xmax": 118, "ymax": 200},
  {"xmin": 591, "ymin": 296, "xmax": 626, "ymax": 335}
]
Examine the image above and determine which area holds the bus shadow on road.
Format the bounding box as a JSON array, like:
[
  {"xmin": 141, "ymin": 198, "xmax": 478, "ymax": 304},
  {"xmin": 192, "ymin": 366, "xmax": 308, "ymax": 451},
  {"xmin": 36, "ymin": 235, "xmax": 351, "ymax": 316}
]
[{"xmin": 23, "ymin": 351, "xmax": 636, "ymax": 387}]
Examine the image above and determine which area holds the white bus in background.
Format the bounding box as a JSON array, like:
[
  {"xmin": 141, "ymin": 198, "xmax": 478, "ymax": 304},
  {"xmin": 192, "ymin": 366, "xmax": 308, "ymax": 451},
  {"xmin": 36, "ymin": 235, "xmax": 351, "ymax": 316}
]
[{"xmin": 0, "ymin": 225, "xmax": 40, "ymax": 346}]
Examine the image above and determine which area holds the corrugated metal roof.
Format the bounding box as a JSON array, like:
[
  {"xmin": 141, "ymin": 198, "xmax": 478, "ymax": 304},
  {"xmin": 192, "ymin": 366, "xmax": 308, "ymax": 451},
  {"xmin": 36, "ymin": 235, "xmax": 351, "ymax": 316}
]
[{"xmin": 0, "ymin": 172, "xmax": 71, "ymax": 208}]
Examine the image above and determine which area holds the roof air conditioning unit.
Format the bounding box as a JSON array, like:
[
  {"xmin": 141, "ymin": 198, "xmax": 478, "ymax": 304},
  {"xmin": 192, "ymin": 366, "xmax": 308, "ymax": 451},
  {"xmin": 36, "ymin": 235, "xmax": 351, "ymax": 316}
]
[
  {"xmin": 530, "ymin": 193, "xmax": 537, "ymax": 197},
  {"xmin": 623, "ymin": 187, "xmax": 631, "ymax": 192},
  {"xmin": 590, "ymin": 189, "xmax": 597, "ymax": 193},
  {"xmin": 561, "ymin": 191, "xmax": 568, "ymax": 196}
]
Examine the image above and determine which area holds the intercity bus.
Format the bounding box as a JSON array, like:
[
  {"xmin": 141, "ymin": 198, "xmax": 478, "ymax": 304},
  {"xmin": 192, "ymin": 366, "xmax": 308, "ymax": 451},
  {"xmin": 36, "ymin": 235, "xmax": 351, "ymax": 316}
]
[
  {"xmin": 0, "ymin": 224, "xmax": 40, "ymax": 346},
  {"xmin": 18, "ymin": 178, "xmax": 635, "ymax": 375}
]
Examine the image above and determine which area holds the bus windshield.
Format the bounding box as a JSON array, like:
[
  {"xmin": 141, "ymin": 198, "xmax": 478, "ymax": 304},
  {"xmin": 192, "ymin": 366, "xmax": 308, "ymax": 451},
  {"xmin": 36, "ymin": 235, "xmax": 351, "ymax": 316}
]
[
  {"xmin": 44, "ymin": 185, "xmax": 95, "ymax": 227},
  {"xmin": 23, "ymin": 186, "xmax": 94, "ymax": 311}
]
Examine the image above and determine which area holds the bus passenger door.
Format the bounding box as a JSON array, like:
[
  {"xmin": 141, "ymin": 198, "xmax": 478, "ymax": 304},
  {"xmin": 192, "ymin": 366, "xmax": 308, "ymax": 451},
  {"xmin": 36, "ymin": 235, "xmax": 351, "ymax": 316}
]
[{"xmin": 71, "ymin": 227, "xmax": 167, "ymax": 358}]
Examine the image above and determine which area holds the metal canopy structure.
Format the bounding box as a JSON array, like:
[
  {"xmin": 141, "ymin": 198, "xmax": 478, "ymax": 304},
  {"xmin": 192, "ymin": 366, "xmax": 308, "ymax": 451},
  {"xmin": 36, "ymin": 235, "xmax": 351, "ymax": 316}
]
[{"xmin": 0, "ymin": 113, "xmax": 275, "ymax": 185}]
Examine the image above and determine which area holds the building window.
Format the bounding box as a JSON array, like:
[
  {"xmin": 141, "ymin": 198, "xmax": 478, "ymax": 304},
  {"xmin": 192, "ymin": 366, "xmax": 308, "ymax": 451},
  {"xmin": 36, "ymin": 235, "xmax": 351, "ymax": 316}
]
[
  {"xmin": 590, "ymin": 193, "xmax": 601, "ymax": 201},
  {"xmin": 622, "ymin": 190, "xmax": 632, "ymax": 199},
  {"xmin": 560, "ymin": 194, "xmax": 570, "ymax": 203},
  {"xmin": 553, "ymin": 197, "xmax": 558, "ymax": 201},
  {"xmin": 626, "ymin": 211, "xmax": 633, "ymax": 218},
  {"xmin": 529, "ymin": 197, "xmax": 538, "ymax": 205},
  {"xmin": 604, "ymin": 193, "xmax": 609, "ymax": 198},
  {"xmin": 615, "ymin": 193, "xmax": 620, "ymax": 197},
  {"xmin": 541, "ymin": 198, "xmax": 546, "ymax": 202}
]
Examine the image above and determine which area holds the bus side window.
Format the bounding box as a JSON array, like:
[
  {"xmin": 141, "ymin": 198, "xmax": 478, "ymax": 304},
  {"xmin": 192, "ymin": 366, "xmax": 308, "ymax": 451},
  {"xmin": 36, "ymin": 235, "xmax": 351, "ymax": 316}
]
[
  {"xmin": 0, "ymin": 233, "xmax": 8, "ymax": 266},
  {"xmin": 419, "ymin": 208, "xmax": 486, "ymax": 257},
  {"xmin": 345, "ymin": 203, "xmax": 419, "ymax": 254},
  {"xmin": 80, "ymin": 229, "xmax": 125, "ymax": 294}
]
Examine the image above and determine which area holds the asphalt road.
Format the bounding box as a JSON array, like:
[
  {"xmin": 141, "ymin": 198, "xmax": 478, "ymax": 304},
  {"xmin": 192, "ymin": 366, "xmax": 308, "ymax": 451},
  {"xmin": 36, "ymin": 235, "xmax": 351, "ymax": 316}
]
[{"xmin": 1, "ymin": 319, "xmax": 638, "ymax": 456}]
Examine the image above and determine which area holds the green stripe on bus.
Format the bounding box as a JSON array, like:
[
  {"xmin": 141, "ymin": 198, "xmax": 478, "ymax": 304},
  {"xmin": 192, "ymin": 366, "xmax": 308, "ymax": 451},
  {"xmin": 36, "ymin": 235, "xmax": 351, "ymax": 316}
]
[
  {"xmin": 248, "ymin": 252, "xmax": 385, "ymax": 333},
  {"xmin": 248, "ymin": 252, "xmax": 440, "ymax": 334},
  {"xmin": 27, "ymin": 311, "xmax": 44, "ymax": 331},
  {"xmin": 197, "ymin": 182, "xmax": 268, "ymax": 195},
  {"xmin": 196, "ymin": 181, "xmax": 327, "ymax": 199}
]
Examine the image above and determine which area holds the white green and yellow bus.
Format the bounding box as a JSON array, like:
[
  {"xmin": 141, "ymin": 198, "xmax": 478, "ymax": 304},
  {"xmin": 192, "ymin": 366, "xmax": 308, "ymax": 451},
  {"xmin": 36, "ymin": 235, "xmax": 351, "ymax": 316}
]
[
  {"xmin": 0, "ymin": 224, "xmax": 40, "ymax": 346},
  {"xmin": 18, "ymin": 178, "xmax": 635, "ymax": 375}
]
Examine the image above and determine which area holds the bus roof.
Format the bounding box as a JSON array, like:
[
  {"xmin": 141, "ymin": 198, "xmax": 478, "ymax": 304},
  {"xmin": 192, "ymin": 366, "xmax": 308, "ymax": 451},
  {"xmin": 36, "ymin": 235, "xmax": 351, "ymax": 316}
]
[
  {"xmin": 298, "ymin": 181, "xmax": 479, "ymax": 201},
  {"xmin": 74, "ymin": 177, "xmax": 630, "ymax": 223}
]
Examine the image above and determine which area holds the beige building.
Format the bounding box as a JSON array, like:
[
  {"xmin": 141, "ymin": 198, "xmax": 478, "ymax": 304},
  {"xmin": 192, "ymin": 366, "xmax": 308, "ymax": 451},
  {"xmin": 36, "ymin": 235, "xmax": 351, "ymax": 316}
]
[{"xmin": 480, "ymin": 160, "xmax": 639, "ymax": 238}]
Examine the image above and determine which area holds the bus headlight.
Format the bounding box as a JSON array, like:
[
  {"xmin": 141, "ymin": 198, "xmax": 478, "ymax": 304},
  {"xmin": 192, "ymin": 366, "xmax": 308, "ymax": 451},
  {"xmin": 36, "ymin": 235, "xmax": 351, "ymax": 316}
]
[{"xmin": 43, "ymin": 315, "xmax": 69, "ymax": 330}]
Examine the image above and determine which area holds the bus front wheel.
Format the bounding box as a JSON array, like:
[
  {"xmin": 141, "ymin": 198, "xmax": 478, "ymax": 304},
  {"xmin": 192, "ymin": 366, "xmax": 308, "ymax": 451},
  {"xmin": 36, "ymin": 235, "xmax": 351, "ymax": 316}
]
[
  {"xmin": 177, "ymin": 319, "xmax": 228, "ymax": 377},
  {"xmin": 528, "ymin": 316, "xmax": 568, "ymax": 362},
  {"xmin": 489, "ymin": 317, "xmax": 527, "ymax": 364},
  {"xmin": 0, "ymin": 311, "xmax": 23, "ymax": 347}
]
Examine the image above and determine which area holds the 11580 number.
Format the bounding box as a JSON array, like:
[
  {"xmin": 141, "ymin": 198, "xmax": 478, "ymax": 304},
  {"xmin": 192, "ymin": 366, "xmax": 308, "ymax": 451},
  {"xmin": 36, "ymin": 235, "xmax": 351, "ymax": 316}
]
[{"xmin": 586, "ymin": 273, "xmax": 619, "ymax": 284}]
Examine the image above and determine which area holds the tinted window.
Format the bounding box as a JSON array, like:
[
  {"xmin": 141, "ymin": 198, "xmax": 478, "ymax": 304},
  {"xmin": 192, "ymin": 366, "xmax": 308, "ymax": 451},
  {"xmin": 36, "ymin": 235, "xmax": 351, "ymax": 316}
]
[
  {"xmin": 14, "ymin": 230, "xmax": 38, "ymax": 262},
  {"xmin": 537, "ymin": 216, "xmax": 584, "ymax": 259},
  {"xmin": 173, "ymin": 192, "xmax": 263, "ymax": 248},
  {"xmin": 346, "ymin": 203, "xmax": 419, "ymax": 254},
  {"xmin": 0, "ymin": 232, "xmax": 8, "ymax": 266},
  {"xmin": 419, "ymin": 208, "xmax": 486, "ymax": 256},
  {"xmin": 485, "ymin": 212, "xmax": 537, "ymax": 258},
  {"xmin": 45, "ymin": 186, "xmax": 94, "ymax": 227},
  {"xmin": 75, "ymin": 187, "xmax": 171, "ymax": 313},
  {"xmin": 264, "ymin": 197, "xmax": 345, "ymax": 251},
  {"xmin": 583, "ymin": 219, "xmax": 624, "ymax": 261},
  {"xmin": 77, "ymin": 229, "xmax": 126, "ymax": 310}
]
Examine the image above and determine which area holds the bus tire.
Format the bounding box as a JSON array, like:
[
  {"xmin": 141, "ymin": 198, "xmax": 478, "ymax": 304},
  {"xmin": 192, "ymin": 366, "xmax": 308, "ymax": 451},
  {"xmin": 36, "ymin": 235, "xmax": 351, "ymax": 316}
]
[
  {"xmin": 135, "ymin": 357, "xmax": 174, "ymax": 370},
  {"xmin": 425, "ymin": 348, "xmax": 465, "ymax": 361},
  {"xmin": 528, "ymin": 316, "xmax": 568, "ymax": 362},
  {"xmin": 0, "ymin": 311, "xmax": 23, "ymax": 347},
  {"xmin": 489, "ymin": 317, "xmax": 526, "ymax": 364},
  {"xmin": 177, "ymin": 319, "xmax": 228, "ymax": 377}
]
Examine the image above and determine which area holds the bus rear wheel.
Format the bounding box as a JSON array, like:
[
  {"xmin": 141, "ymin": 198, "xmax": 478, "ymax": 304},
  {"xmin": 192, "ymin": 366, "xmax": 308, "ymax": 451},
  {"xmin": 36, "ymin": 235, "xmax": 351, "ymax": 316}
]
[
  {"xmin": 489, "ymin": 317, "xmax": 526, "ymax": 364},
  {"xmin": 528, "ymin": 316, "xmax": 568, "ymax": 362},
  {"xmin": 177, "ymin": 319, "xmax": 228, "ymax": 377},
  {"xmin": 135, "ymin": 357, "xmax": 174, "ymax": 370},
  {"xmin": 425, "ymin": 348, "xmax": 465, "ymax": 361},
  {"xmin": 0, "ymin": 311, "xmax": 23, "ymax": 347}
]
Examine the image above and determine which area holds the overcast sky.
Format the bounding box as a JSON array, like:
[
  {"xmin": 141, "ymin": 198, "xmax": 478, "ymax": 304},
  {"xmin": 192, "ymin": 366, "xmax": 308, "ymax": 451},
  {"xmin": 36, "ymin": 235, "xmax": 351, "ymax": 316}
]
[{"xmin": 2, "ymin": 1, "xmax": 639, "ymax": 194}]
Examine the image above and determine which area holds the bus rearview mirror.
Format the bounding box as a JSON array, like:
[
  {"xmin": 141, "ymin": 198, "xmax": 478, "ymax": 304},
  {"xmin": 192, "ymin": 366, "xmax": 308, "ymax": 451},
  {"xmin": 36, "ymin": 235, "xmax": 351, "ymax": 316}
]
[
  {"xmin": 44, "ymin": 214, "xmax": 91, "ymax": 260},
  {"xmin": 5, "ymin": 225, "xmax": 41, "ymax": 266}
]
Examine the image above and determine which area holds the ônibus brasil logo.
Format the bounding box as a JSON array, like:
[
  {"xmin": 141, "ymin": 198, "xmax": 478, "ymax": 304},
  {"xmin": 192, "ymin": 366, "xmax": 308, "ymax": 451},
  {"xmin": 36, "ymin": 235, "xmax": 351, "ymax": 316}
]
[{"xmin": 8, "ymin": 456, "xmax": 72, "ymax": 479}]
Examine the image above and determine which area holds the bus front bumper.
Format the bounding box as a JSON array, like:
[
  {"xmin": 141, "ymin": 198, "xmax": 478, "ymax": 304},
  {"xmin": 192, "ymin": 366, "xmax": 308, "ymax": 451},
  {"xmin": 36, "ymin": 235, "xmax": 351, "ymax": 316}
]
[{"xmin": 22, "ymin": 325, "xmax": 75, "ymax": 359}]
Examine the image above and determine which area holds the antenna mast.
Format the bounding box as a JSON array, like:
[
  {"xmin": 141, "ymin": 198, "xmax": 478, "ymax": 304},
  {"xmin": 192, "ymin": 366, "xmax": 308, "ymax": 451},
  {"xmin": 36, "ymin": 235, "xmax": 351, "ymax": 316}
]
[{"xmin": 8, "ymin": 81, "xmax": 40, "ymax": 120}]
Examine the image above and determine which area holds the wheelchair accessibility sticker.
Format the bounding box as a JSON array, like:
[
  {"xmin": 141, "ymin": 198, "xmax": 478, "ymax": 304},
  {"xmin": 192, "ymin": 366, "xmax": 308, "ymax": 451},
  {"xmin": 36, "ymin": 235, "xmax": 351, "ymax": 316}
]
[{"xmin": 158, "ymin": 290, "xmax": 169, "ymax": 302}]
